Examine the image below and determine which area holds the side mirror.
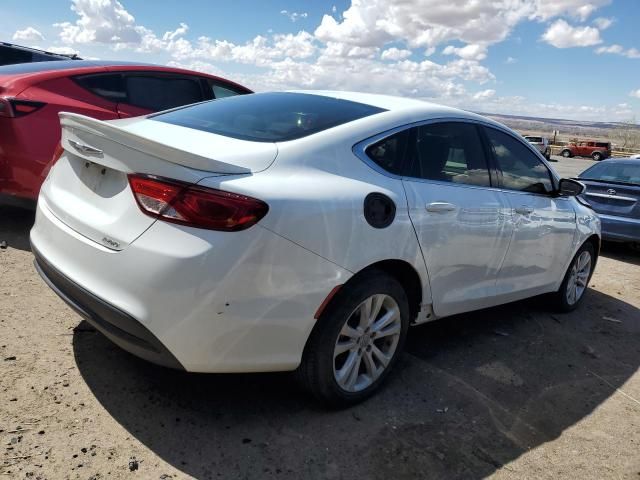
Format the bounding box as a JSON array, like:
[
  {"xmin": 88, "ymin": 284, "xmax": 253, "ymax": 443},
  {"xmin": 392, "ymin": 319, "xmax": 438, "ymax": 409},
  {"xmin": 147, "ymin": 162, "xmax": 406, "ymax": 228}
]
[{"xmin": 559, "ymin": 178, "xmax": 585, "ymax": 197}]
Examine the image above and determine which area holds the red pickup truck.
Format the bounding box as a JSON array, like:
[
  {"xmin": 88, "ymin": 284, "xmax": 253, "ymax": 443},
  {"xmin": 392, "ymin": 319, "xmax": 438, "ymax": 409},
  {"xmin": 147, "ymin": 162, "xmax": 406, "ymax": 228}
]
[{"xmin": 561, "ymin": 141, "xmax": 611, "ymax": 161}]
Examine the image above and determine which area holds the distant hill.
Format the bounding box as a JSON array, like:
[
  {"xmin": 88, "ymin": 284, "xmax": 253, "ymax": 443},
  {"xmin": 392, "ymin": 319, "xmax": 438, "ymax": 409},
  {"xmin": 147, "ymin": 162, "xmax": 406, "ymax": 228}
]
[{"xmin": 477, "ymin": 112, "xmax": 640, "ymax": 137}]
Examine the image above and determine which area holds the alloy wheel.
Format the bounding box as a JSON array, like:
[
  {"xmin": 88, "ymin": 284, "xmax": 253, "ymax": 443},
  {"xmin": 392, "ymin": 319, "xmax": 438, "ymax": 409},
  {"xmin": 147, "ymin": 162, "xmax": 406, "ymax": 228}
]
[
  {"xmin": 566, "ymin": 251, "xmax": 592, "ymax": 305},
  {"xmin": 333, "ymin": 294, "xmax": 401, "ymax": 392}
]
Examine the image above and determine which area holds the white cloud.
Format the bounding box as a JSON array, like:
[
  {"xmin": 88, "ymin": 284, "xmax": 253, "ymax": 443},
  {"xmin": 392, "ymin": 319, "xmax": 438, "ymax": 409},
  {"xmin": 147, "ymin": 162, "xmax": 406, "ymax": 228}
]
[
  {"xmin": 46, "ymin": 45, "xmax": 79, "ymax": 55},
  {"xmin": 531, "ymin": 0, "xmax": 611, "ymax": 21},
  {"xmin": 473, "ymin": 89, "xmax": 496, "ymax": 100},
  {"xmin": 593, "ymin": 17, "xmax": 614, "ymax": 29},
  {"xmin": 541, "ymin": 19, "xmax": 602, "ymax": 48},
  {"xmin": 314, "ymin": 1, "xmax": 530, "ymax": 50},
  {"xmin": 381, "ymin": 47, "xmax": 412, "ymax": 61},
  {"xmin": 163, "ymin": 22, "xmax": 188, "ymax": 42},
  {"xmin": 596, "ymin": 44, "xmax": 640, "ymax": 59},
  {"xmin": 505, "ymin": 56, "xmax": 517, "ymax": 64},
  {"xmin": 281, "ymin": 10, "xmax": 308, "ymax": 22},
  {"xmin": 12, "ymin": 27, "xmax": 45, "ymax": 43},
  {"xmin": 55, "ymin": 0, "xmax": 141, "ymax": 44},
  {"xmin": 630, "ymin": 90, "xmax": 640, "ymax": 99},
  {"xmin": 442, "ymin": 43, "xmax": 487, "ymax": 61}
]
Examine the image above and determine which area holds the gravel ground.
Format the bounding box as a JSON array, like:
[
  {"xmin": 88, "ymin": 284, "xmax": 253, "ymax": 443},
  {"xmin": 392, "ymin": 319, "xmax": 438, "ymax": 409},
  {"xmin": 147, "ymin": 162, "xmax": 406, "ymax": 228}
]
[{"xmin": 1, "ymin": 156, "xmax": 639, "ymax": 479}]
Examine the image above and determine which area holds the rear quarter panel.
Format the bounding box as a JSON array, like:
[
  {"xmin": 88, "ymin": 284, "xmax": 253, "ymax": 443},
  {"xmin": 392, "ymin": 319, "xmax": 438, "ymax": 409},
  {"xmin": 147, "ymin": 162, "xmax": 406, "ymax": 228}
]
[{"xmin": 197, "ymin": 116, "xmax": 434, "ymax": 308}]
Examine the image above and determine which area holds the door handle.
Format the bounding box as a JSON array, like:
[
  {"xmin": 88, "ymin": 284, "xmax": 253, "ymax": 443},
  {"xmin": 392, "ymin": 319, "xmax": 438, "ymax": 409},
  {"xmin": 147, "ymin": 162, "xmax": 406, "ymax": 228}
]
[
  {"xmin": 514, "ymin": 206, "xmax": 534, "ymax": 215},
  {"xmin": 426, "ymin": 202, "xmax": 457, "ymax": 213}
]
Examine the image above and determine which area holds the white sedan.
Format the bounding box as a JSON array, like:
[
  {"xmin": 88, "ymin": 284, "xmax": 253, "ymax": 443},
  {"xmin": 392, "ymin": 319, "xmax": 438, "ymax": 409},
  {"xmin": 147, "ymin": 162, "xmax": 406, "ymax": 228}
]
[{"xmin": 31, "ymin": 91, "xmax": 600, "ymax": 406}]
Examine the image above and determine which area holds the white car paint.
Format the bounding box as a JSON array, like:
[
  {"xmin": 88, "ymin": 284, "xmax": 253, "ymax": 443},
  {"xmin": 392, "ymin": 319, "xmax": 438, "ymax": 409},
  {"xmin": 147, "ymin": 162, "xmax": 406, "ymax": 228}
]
[{"xmin": 30, "ymin": 91, "xmax": 600, "ymax": 373}]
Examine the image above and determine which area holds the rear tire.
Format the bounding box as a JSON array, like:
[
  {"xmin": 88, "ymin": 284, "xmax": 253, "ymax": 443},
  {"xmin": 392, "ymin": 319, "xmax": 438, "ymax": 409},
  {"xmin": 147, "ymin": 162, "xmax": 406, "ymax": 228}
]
[
  {"xmin": 562, "ymin": 149, "xmax": 572, "ymax": 158},
  {"xmin": 592, "ymin": 152, "xmax": 603, "ymax": 161},
  {"xmin": 551, "ymin": 242, "xmax": 595, "ymax": 312},
  {"xmin": 297, "ymin": 270, "xmax": 409, "ymax": 407}
]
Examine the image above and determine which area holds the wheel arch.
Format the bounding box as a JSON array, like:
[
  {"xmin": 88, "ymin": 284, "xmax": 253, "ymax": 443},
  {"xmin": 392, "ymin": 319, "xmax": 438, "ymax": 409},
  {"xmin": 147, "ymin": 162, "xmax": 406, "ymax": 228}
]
[
  {"xmin": 584, "ymin": 233, "xmax": 601, "ymax": 269},
  {"xmin": 315, "ymin": 258, "xmax": 425, "ymax": 327}
]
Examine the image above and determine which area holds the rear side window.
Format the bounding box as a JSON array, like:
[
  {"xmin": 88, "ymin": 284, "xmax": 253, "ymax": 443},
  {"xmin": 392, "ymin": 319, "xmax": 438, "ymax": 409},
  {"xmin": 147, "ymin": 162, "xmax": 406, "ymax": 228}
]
[
  {"xmin": 124, "ymin": 75, "xmax": 204, "ymax": 111},
  {"xmin": 484, "ymin": 127, "xmax": 554, "ymax": 194},
  {"xmin": 407, "ymin": 122, "xmax": 491, "ymax": 187},
  {"xmin": 211, "ymin": 82, "xmax": 247, "ymax": 99},
  {"xmin": 366, "ymin": 130, "xmax": 410, "ymax": 175},
  {"xmin": 152, "ymin": 92, "xmax": 386, "ymax": 142},
  {"xmin": 75, "ymin": 73, "xmax": 126, "ymax": 102}
]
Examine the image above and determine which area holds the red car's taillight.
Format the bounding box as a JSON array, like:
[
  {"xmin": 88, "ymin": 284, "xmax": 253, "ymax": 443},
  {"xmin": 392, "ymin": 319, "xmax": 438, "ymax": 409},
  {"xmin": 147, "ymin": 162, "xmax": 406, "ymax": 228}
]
[
  {"xmin": 128, "ymin": 174, "xmax": 269, "ymax": 232},
  {"xmin": 0, "ymin": 97, "xmax": 46, "ymax": 118}
]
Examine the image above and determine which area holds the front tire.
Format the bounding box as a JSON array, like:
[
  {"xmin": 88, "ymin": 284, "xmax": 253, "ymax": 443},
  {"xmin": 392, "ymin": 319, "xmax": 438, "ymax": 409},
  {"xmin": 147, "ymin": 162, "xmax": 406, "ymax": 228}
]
[
  {"xmin": 552, "ymin": 242, "xmax": 595, "ymax": 312},
  {"xmin": 562, "ymin": 149, "xmax": 572, "ymax": 158},
  {"xmin": 297, "ymin": 270, "xmax": 409, "ymax": 407}
]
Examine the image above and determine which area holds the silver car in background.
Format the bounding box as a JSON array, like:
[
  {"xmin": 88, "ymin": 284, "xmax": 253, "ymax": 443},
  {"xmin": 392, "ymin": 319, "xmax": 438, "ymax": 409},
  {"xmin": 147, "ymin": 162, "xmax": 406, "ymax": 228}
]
[
  {"xmin": 578, "ymin": 159, "xmax": 640, "ymax": 247},
  {"xmin": 524, "ymin": 135, "xmax": 552, "ymax": 160}
]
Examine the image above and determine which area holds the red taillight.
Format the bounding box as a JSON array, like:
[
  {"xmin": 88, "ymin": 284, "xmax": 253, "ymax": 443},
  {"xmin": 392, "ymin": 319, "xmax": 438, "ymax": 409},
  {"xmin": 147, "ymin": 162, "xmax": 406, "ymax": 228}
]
[
  {"xmin": 0, "ymin": 98, "xmax": 46, "ymax": 118},
  {"xmin": 128, "ymin": 174, "xmax": 269, "ymax": 231}
]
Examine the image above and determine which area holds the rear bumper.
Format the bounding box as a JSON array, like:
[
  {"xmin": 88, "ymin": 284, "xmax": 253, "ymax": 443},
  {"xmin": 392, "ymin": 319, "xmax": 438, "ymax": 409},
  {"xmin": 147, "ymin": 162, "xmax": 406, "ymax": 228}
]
[
  {"xmin": 33, "ymin": 247, "xmax": 185, "ymax": 370},
  {"xmin": 600, "ymin": 213, "xmax": 640, "ymax": 243},
  {"xmin": 30, "ymin": 197, "xmax": 352, "ymax": 372}
]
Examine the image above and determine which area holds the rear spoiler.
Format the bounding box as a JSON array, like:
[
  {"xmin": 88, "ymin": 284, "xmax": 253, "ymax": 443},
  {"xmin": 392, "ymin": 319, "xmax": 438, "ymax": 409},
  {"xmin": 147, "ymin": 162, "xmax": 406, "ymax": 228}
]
[{"xmin": 59, "ymin": 112, "xmax": 252, "ymax": 174}]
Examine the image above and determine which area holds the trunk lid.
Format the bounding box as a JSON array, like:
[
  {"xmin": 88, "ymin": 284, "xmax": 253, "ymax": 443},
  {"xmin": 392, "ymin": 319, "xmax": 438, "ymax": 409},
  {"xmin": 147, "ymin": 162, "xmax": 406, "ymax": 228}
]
[
  {"xmin": 581, "ymin": 181, "xmax": 640, "ymax": 219},
  {"xmin": 40, "ymin": 112, "xmax": 277, "ymax": 250}
]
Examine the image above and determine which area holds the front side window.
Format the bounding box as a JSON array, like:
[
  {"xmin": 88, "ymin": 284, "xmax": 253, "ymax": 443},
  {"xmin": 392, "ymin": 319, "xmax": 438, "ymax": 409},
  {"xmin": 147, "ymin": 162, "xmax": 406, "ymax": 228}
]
[
  {"xmin": 407, "ymin": 122, "xmax": 491, "ymax": 187},
  {"xmin": 365, "ymin": 130, "xmax": 410, "ymax": 175},
  {"xmin": 484, "ymin": 127, "xmax": 554, "ymax": 194},
  {"xmin": 124, "ymin": 75, "xmax": 204, "ymax": 111}
]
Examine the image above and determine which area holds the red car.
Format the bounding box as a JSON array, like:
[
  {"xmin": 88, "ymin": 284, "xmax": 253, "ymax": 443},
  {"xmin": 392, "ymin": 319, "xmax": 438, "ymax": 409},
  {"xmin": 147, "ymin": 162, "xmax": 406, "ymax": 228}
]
[
  {"xmin": 0, "ymin": 60, "xmax": 251, "ymax": 206},
  {"xmin": 560, "ymin": 140, "xmax": 612, "ymax": 161}
]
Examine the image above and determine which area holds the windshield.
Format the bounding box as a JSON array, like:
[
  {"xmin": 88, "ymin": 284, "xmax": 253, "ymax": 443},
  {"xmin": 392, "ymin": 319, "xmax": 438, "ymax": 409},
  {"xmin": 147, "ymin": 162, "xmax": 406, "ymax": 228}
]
[
  {"xmin": 151, "ymin": 92, "xmax": 386, "ymax": 142},
  {"xmin": 525, "ymin": 136, "xmax": 543, "ymax": 143},
  {"xmin": 579, "ymin": 162, "xmax": 640, "ymax": 186}
]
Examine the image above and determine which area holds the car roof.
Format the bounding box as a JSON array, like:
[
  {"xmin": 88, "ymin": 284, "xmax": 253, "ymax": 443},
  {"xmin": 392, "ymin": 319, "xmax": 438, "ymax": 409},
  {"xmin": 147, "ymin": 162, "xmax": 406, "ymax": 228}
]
[
  {"xmin": 0, "ymin": 60, "xmax": 154, "ymax": 75},
  {"xmin": 288, "ymin": 89, "xmax": 508, "ymax": 129},
  {"xmin": 0, "ymin": 60, "xmax": 251, "ymax": 96},
  {"xmin": 598, "ymin": 158, "xmax": 640, "ymax": 165},
  {"xmin": 0, "ymin": 42, "xmax": 81, "ymax": 60}
]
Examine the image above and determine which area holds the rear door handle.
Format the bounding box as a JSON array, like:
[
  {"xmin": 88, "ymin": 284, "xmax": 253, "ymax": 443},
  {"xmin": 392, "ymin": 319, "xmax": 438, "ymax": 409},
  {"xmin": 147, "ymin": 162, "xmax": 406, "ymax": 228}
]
[
  {"xmin": 514, "ymin": 206, "xmax": 534, "ymax": 215},
  {"xmin": 426, "ymin": 202, "xmax": 457, "ymax": 213}
]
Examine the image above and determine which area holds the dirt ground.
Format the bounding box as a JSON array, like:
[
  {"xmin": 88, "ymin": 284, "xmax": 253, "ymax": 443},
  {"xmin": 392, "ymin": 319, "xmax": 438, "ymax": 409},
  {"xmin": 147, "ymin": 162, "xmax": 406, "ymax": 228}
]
[{"xmin": 1, "ymin": 156, "xmax": 639, "ymax": 479}]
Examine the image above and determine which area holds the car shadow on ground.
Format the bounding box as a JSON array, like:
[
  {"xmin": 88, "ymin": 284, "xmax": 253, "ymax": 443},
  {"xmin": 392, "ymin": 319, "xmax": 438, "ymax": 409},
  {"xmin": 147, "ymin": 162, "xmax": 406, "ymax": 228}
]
[
  {"xmin": 72, "ymin": 288, "xmax": 640, "ymax": 479},
  {"xmin": 0, "ymin": 206, "xmax": 35, "ymax": 252}
]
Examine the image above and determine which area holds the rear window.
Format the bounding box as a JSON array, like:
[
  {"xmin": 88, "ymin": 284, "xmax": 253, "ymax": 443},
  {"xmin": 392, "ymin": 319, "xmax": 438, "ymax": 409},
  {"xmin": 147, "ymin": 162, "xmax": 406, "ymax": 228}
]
[
  {"xmin": 595, "ymin": 142, "xmax": 611, "ymax": 148},
  {"xmin": 525, "ymin": 136, "xmax": 543, "ymax": 143},
  {"xmin": 580, "ymin": 162, "xmax": 640, "ymax": 186},
  {"xmin": 151, "ymin": 92, "xmax": 386, "ymax": 142}
]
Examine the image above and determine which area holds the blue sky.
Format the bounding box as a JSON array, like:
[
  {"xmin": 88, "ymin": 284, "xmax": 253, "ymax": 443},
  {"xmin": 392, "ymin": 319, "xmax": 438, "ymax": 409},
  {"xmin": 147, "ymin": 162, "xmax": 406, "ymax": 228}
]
[{"xmin": 3, "ymin": 0, "xmax": 640, "ymax": 122}]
